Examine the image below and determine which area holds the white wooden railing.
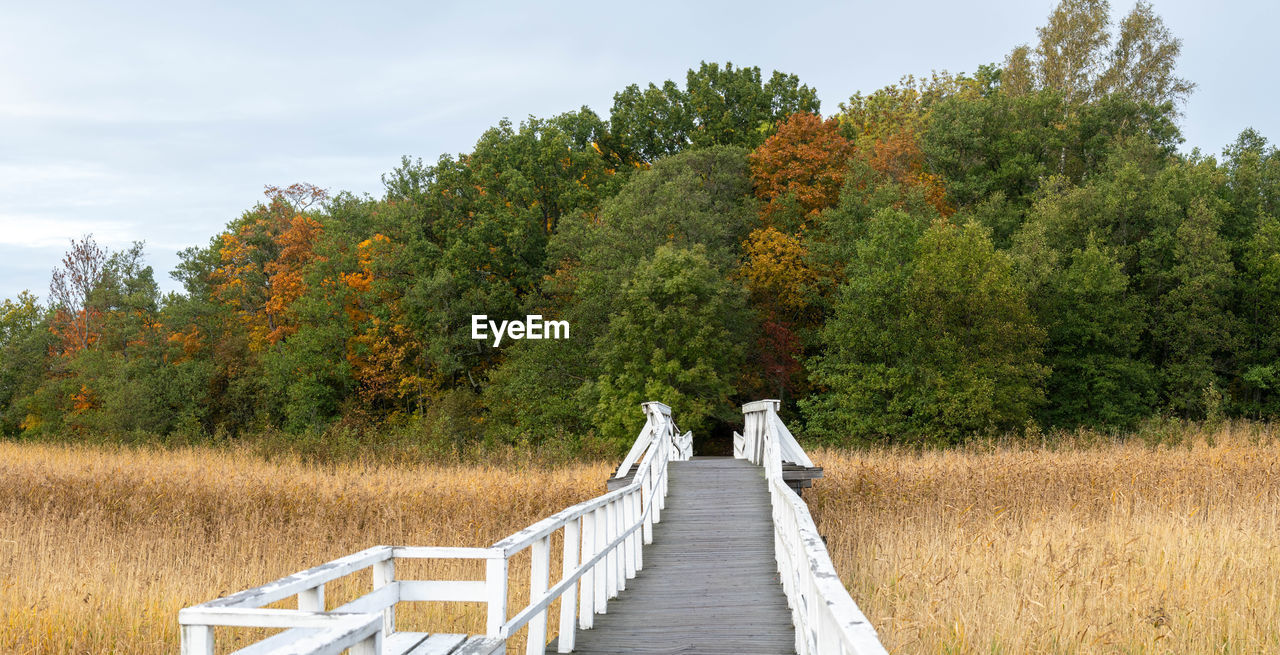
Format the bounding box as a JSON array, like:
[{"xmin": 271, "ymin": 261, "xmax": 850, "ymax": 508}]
[
  {"xmin": 179, "ymin": 401, "xmax": 690, "ymax": 655},
  {"xmin": 739, "ymin": 400, "xmax": 889, "ymax": 655}
]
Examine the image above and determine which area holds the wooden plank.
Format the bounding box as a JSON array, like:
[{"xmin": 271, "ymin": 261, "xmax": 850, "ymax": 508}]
[
  {"xmin": 382, "ymin": 632, "xmax": 428, "ymax": 654},
  {"xmin": 605, "ymin": 465, "xmax": 636, "ymax": 491},
  {"xmin": 781, "ymin": 465, "xmax": 824, "ymax": 480},
  {"xmin": 552, "ymin": 457, "xmax": 797, "ymax": 654},
  {"xmin": 297, "ymin": 584, "xmax": 324, "ymax": 612},
  {"xmin": 402, "ymin": 633, "xmax": 467, "ymax": 655},
  {"xmin": 179, "ymin": 607, "xmax": 370, "ymax": 629},
  {"xmin": 331, "ymin": 584, "xmax": 398, "ymax": 615},
  {"xmin": 399, "ymin": 580, "xmax": 487, "ymax": 603},
  {"xmin": 225, "ymin": 615, "xmax": 380, "ymax": 655},
  {"xmin": 196, "ymin": 546, "xmax": 392, "ymax": 610},
  {"xmin": 449, "ymin": 636, "xmax": 505, "ymax": 655},
  {"xmin": 392, "ymin": 546, "xmax": 497, "ymax": 560},
  {"xmin": 230, "ymin": 629, "xmax": 320, "ymax": 655}
]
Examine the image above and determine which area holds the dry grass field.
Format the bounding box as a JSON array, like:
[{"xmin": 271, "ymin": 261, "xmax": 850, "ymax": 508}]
[
  {"xmin": 0, "ymin": 441, "xmax": 609, "ymax": 654},
  {"xmin": 5, "ymin": 424, "xmax": 1280, "ymax": 654},
  {"xmin": 809, "ymin": 423, "xmax": 1280, "ymax": 654}
]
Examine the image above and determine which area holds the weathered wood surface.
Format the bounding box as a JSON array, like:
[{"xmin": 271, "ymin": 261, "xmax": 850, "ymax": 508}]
[
  {"xmin": 781, "ymin": 463, "xmax": 823, "ymax": 496},
  {"xmin": 550, "ymin": 457, "xmax": 795, "ymax": 655},
  {"xmin": 613, "ymin": 462, "xmax": 821, "ymax": 494},
  {"xmin": 605, "ymin": 464, "xmax": 637, "ymax": 492}
]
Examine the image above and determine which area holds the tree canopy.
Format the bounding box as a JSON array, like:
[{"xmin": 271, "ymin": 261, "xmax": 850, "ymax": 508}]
[{"xmin": 6, "ymin": 1, "xmax": 1278, "ymax": 451}]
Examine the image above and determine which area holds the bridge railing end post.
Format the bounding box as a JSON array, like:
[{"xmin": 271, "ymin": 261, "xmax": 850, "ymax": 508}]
[{"xmin": 485, "ymin": 555, "xmax": 508, "ymax": 637}]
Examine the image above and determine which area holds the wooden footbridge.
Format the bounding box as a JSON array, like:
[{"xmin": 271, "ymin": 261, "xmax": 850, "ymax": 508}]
[{"xmin": 180, "ymin": 401, "xmax": 887, "ymax": 655}]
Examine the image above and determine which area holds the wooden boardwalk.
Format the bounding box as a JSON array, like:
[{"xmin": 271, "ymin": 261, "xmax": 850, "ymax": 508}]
[
  {"xmin": 551, "ymin": 457, "xmax": 796, "ymax": 655},
  {"xmin": 181, "ymin": 402, "xmax": 887, "ymax": 655}
]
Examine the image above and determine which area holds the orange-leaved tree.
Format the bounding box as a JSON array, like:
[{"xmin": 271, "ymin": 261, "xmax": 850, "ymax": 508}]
[
  {"xmin": 48, "ymin": 235, "xmax": 107, "ymax": 356},
  {"xmin": 209, "ymin": 184, "xmax": 328, "ymax": 351},
  {"xmin": 748, "ymin": 112, "xmax": 855, "ymax": 228},
  {"xmin": 343, "ymin": 233, "xmax": 432, "ymax": 414},
  {"xmin": 737, "ymin": 226, "xmax": 820, "ymax": 398}
]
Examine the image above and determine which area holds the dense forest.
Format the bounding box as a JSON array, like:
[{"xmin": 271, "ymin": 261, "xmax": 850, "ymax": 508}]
[{"xmin": 2, "ymin": 0, "xmax": 1278, "ymax": 452}]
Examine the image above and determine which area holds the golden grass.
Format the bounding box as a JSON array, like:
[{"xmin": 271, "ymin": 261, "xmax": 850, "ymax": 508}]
[
  {"xmin": 809, "ymin": 423, "xmax": 1280, "ymax": 654},
  {"xmin": 9, "ymin": 424, "xmax": 1280, "ymax": 654},
  {"xmin": 0, "ymin": 441, "xmax": 609, "ymax": 654}
]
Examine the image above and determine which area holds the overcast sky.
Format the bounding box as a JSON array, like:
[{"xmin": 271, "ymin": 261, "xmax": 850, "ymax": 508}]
[{"xmin": 1, "ymin": 0, "xmax": 1274, "ymax": 302}]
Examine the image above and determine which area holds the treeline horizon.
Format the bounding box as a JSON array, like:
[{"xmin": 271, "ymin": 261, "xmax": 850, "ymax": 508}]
[{"xmin": 2, "ymin": 0, "xmax": 1278, "ymax": 453}]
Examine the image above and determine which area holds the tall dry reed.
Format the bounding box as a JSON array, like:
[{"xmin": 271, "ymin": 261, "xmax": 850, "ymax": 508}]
[
  {"xmin": 0, "ymin": 441, "xmax": 608, "ymax": 654},
  {"xmin": 809, "ymin": 423, "xmax": 1280, "ymax": 653}
]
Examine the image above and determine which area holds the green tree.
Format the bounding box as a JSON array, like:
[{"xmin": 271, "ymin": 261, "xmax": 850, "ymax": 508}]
[
  {"xmin": 0, "ymin": 292, "xmax": 53, "ymax": 435},
  {"xmin": 485, "ymin": 146, "xmax": 757, "ymax": 442},
  {"xmin": 1033, "ymin": 242, "xmax": 1154, "ymax": 428},
  {"xmin": 804, "ymin": 215, "xmax": 1046, "ymax": 443},
  {"xmin": 1155, "ymin": 197, "xmax": 1236, "ymax": 416},
  {"xmin": 1237, "ymin": 214, "xmax": 1280, "ymax": 417},
  {"xmin": 587, "ymin": 245, "xmax": 749, "ymax": 445},
  {"xmin": 1007, "ymin": 0, "xmax": 1193, "ymax": 109},
  {"xmin": 923, "ymin": 88, "xmax": 1180, "ymax": 211},
  {"xmin": 610, "ymin": 62, "xmax": 819, "ymax": 162},
  {"xmin": 390, "ymin": 110, "xmax": 624, "ymax": 393}
]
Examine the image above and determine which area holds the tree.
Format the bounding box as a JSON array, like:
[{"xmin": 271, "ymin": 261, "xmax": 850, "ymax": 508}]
[
  {"xmin": 737, "ymin": 226, "xmax": 819, "ymax": 400},
  {"xmin": 1033, "ymin": 242, "xmax": 1154, "ymax": 428},
  {"xmin": 552, "ymin": 145, "xmax": 757, "ymax": 287},
  {"xmin": 1033, "ymin": 0, "xmax": 1112, "ymax": 105},
  {"xmin": 391, "ymin": 110, "xmax": 624, "ymax": 392},
  {"xmin": 0, "ymin": 292, "xmax": 53, "ymax": 434},
  {"xmin": 209, "ymin": 190, "xmax": 320, "ymax": 351},
  {"xmin": 834, "ymin": 76, "xmax": 969, "ymax": 216},
  {"xmin": 1155, "ymin": 197, "xmax": 1236, "ymax": 416},
  {"xmin": 1005, "ymin": 0, "xmax": 1193, "ymax": 110},
  {"xmin": 49, "ymin": 234, "xmax": 107, "ymax": 355},
  {"xmin": 485, "ymin": 146, "xmax": 757, "ymax": 441},
  {"xmin": 749, "ymin": 112, "xmax": 854, "ymax": 228},
  {"xmin": 588, "ymin": 245, "xmax": 749, "ymax": 445},
  {"xmin": 1221, "ymin": 129, "xmax": 1280, "ymax": 252},
  {"xmin": 610, "ymin": 62, "xmax": 819, "ymax": 162},
  {"xmin": 804, "ymin": 215, "xmax": 1046, "ymax": 443},
  {"xmin": 1237, "ymin": 214, "xmax": 1280, "ymax": 417},
  {"xmin": 1099, "ymin": 2, "xmax": 1195, "ymax": 109}
]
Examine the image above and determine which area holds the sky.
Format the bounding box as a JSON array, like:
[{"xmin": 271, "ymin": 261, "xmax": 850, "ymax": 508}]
[{"xmin": 1, "ymin": 0, "xmax": 1275, "ymax": 302}]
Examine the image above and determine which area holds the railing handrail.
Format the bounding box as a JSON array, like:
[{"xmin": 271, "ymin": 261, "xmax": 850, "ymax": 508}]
[
  {"xmin": 493, "ymin": 401, "xmax": 680, "ymax": 642},
  {"xmin": 195, "ymin": 545, "xmax": 393, "ymax": 610},
  {"xmin": 614, "ymin": 400, "xmax": 684, "ymax": 478},
  {"xmin": 180, "ymin": 401, "xmax": 690, "ymax": 655},
  {"xmin": 741, "ymin": 400, "xmax": 888, "ymax": 655}
]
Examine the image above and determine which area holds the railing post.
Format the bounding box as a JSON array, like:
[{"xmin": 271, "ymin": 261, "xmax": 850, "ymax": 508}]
[
  {"xmin": 486, "ymin": 555, "xmax": 508, "ymax": 637},
  {"xmin": 630, "ymin": 489, "xmax": 643, "ymax": 573},
  {"xmin": 298, "ymin": 583, "xmax": 325, "ymax": 611},
  {"xmin": 623, "ymin": 493, "xmax": 636, "ymax": 580},
  {"xmin": 579, "ymin": 511, "xmax": 596, "ymax": 629},
  {"xmin": 593, "ymin": 505, "xmax": 608, "ymax": 612},
  {"xmin": 651, "ymin": 460, "xmax": 663, "ymax": 524},
  {"xmin": 526, "ymin": 535, "xmax": 551, "ymax": 654},
  {"xmin": 350, "ymin": 630, "xmax": 382, "ymax": 655},
  {"xmin": 754, "ymin": 412, "xmax": 765, "ymax": 463},
  {"xmin": 560, "ymin": 516, "xmax": 581, "ymax": 651},
  {"xmin": 614, "ymin": 497, "xmax": 627, "ymax": 590},
  {"xmin": 180, "ymin": 625, "xmax": 214, "ymax": 655},
  {"xmin": 658, "ymin": 462, "xmax": 668, "ymax": 511},
  {"xmin": 372, "ymin": 557, "xmax": 395, "ymax": 636},
  {"xmin": 606, "ymin": 499, "xmax": 620, "ymax": 597},
  {"xmin": 641, "ymin": 468, "xmax": 654, "ymax": 544}
]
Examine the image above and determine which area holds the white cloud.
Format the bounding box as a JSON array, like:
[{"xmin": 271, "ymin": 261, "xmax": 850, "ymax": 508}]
[{"xmin": 0, "ymin": 214, "xmax": 136, "ymax": 249}]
